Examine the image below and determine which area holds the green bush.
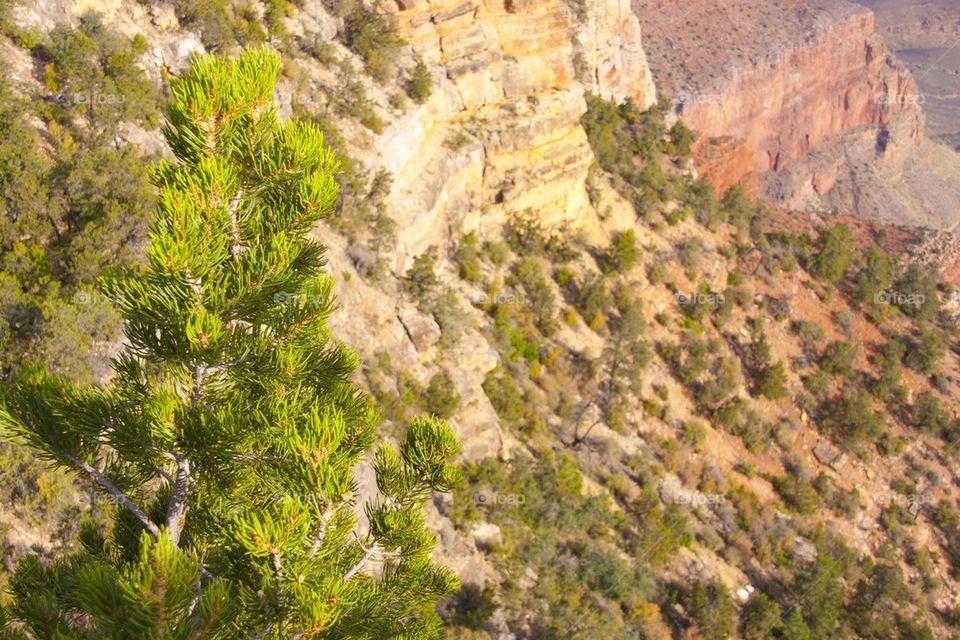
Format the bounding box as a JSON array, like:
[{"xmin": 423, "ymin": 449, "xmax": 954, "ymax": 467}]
[
  {"xmin": 753, "ymin": 361, "xmax": 787, "ymax": 399},
  {"xmin": 894, "ymin": 263, "xmax": 940, "ymax": 321},
  {"xmin": 827, "ymin": 387, "xmax": 886, "ymax": 446},
  {"xmin": 854, "ymin": 248, "xmax": 894, "ymax": 312},
  {"xmin": 454, "ymin": 232, "xmax": 482, "ymax": 283},
  {"xmin": 904, "ymin": 326, "xmax": 947, "ymax": 374},
  {"xmin": 682, "ymin": 420, "xmax": 708, "ymax": 452},
  {"xmin": 667, "ymin": 119, "xmax": 694, "ymax": 158},
  {"xmin": 818, "ymin": 340, "xmax": 856, "ymax": 377},
  {"xmin": 175, "ymin": 0, "xmax": 237, "ymax": 48},
  {"xmin": 872, "ymin": 338, "xmax": 906, "ymax": 403},
  {"xmin": 773, "ymin": 469, "xmax": 820, "ymax": 514},
  {"xmin": 912, "ymin": 391, "xmax": 948, "ymax": 434},
  {"xmin": 343, "ymin": 2, "xmax": 405, "ymax": 81},
  {"xmin": 445, "ymin": 583, "xmax": 496, "ymax": 630},
  {"xmin": 44, "ymin": 17, "xmax": 161, "ymax": 130},
  {"xmin": 685, "ymin": 580, "xmax": 738, "ymax": 640},
  {"xmin": 512, "ymin": 258, "xmax": 557, "ymax": 332},
  {"xmin": 573, "ymin": 272, "xmax": 612, "ymax": 327},
  {"xmin": 405, "ymin": 57, "xmax": 432, "ymax": 104},
  {"xmin": 812, "ymin": 224, "xmax": 853, "ymax": 283},
  {"xmin": 423, "ymin": 373, "xmax": 460, "ymax": 420},
  {"xmin": 482, "ymin": 368, "xmax": 525, "ymax": 429},
  {"xmin": 603, "ymin": 229, "xmax": 640, "ymax": 273},
  {"xmin": 719, "ymin": 185, "xmax": 754, "ymax": 234},
  {"xmin": 741, "ymin": 592, "xmax": 782, "ymax": 640},
  {"xmin": 403, "ymin": 246, "xmax": 440, "ymax": 300}
]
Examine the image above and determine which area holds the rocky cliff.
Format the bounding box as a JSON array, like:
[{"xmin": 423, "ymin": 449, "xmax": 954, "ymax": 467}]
[
  {"xmin": 379, "ymin": 0, "xmax": 655, "ymax": 265},
  {"xmin": 857, "ymin": 0, "xmax": 960, "ymax": 146},
  {"xmin": 632, "ymin": 0, "xmax": 960, "ymax": 227}
]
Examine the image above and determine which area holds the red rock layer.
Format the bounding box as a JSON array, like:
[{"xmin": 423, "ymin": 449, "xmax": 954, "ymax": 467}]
[{"xmin": 634, "ymin": 0, "xmax": 923, "ymax": 195}]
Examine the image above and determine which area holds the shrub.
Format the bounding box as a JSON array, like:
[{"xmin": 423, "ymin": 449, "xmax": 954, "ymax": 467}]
[
  {"xmin": 873, "ymin": 338, "xmax": 906, "ymax": 403},
  {"xmin": 603, "ymin": 229, "xmax": 640, "ymax": 273},
  {"xmin": 913, "ymin": 391, "xmax": 948, "ymax": 434},
  {"xmin": 773, "ymin": 469, "xmax": 820, "ymax": 514},
  {"xmin": 405, "ymin": 57, "xmax": 432, "ymax": 104},
  {"xmin": 403, "ymin": 246, "xmax": 440, "ymax": 300},
  {"xmin": 781, "ymin": 610, "xmax": 812, "ymax": 640},
  {"xmin": 854, "ymin": 248, "xmax": 894, "ymax": 312},
  {"xmin": 812, "ymin": 224, "xmax": 853, "ymax": 283},
  {"xmin": 678, "ymin": 237, "xmax": 705, "ymax": 275},
  {"xmin": 818, "ymin": 340, "xmax": 856, "ymax": 377},
  {"xmin": 682, "ymin": 420, "xmax": 708, "ymax": 453},
  {"xmin": 895, "ymin": 263, "xmax": 940, "ymax": 321},
  {"xmin": 719, "ymin": 185, "xmax": 753, "ymax": 234},
  {"xmin": 904, "ymin": 326, "xmax": 947, "ymax": 374},
  {"xmin": 741, "ymin": 592, "xmax": 782, "ymax": 640},
  {"xmin": 175, "ymin": 0, "xmax": 237, "ymax": 48},
  {"xmin": 574, "ymin": 272, "xmax": 612, "ymax": 326},
  {"xmin": 795, "ymin": 320, "xmax": 825, "ymax": 351},
  {"xmin": 423, "ymin": 373, "xmax": 460, "ymax": 420},
  {"xmin": 667, "ymin": 120, "xmax": 694, "ymax": 158},
  {"xmin": 446, "ymin": 583, "xmax": 496, "ymax": 629},
  {"xmin": 343, "ymin": 2, "xmax": 405, "ymax": 81},
  {"xmin": 482, "ymin": 368, "xmax": 525, "ymax": 429},
  {"xmin": 827, "ymin": 387, "xmax": 885, "ymax": 446},
  {"xmin": 454, "ymin": 232, "xmax": 482, "ymax": 283},
  {"xmin": 753, "ymin": 361, "xmax": 787, "ymax": 399},
  {"xmin": 685, "ymin": 580, "xmax": 738, "ymax": 640},
  {"xmin": 46, "ymin": 17, "xmax": 161, "ymax": 129},
  {"xmin": 513, "ymin": 258, "xmax": 557, "ymax": 332}
]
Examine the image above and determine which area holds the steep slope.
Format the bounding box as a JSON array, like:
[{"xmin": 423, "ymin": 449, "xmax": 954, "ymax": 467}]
[{"xmin": 3, "ymin": 2, "xmax": 960, "ymax": 639}]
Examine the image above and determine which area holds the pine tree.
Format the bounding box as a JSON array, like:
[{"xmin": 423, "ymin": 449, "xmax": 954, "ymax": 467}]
[{"xmin": 0, "ymin": 47, "xmax": 461, "ymax": 639}]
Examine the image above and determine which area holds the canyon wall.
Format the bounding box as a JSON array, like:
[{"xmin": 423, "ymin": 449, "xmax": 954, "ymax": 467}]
[
  {"xmin": 634, "ymin": 0, "xmax": 926, "ymax": 212},
  {"xmin": 378, "ymin": 0, "xmax": 656, "ymax": 266}
]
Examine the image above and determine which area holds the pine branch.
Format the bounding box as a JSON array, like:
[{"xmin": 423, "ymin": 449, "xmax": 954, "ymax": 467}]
[
  {"xmin": 190, "ymin": 364, "xmax": 207, "ymax": 409},
  {"xmin": 342, "ymin": 543, "xmax": 377, "ymax": 583},
  {"xmin": 62, "ymin": 451, "xmax": 160, "ymax": 537},
  {"xmin": 155, "ymin": 465, "xmax": 174, "ymax": 486},
  {"xmin": 165, "ymin": 455, "xmax": 191, "ymax": 545},
  {"xmin": 307, "ymin": 504, "xmax": 340, "ymax": 559},
  {"xmin": 227, "ymin": 188, "xmax": 246, "ymax": 257}
]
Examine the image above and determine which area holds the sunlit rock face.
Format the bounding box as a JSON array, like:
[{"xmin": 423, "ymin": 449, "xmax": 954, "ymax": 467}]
[
  {"xmin": 634, "ymin": 0, "xmax": 923, "ymax": 207},
  {"xmin": 379, "ymin": 0, "xmax": 656, "ymax": 265}
]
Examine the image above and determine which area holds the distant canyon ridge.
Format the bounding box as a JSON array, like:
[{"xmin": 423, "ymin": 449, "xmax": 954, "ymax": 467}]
[{"xmin": 634, "ymin": 0, "xmax": 960, "ymax": 230}]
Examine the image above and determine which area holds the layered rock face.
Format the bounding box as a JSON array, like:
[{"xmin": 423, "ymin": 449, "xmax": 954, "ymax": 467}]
[
  {"xmin": 634, "ymin": 0, "xmax": 925, "ymax": 209},
  {"xmin": 857, "ymin": 0, "xmax": 960, "ymax": 145},
  {"xmin": 379, "ymin": 0, "xmax": 655, "ymax": 265}
]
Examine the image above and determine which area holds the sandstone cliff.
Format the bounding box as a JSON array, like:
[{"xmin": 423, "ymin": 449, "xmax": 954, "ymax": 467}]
[
  {"xmin": 379, "ymin": 0, "xmax": 655, "ymax": 265},
  {"xmin": 634, "ymin": 0, "xmax": 923, "ymax": 188},
  {"xmin": 632, "ymin": 0, "xmax": 960, "ymax": 228}
]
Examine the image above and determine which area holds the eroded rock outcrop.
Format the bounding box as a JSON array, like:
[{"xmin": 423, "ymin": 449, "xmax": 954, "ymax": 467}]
[
  {"xmin": 379, "ymin": 0, "xmax": 656, "ymax": 264},
  {"xmin": 634, "ymin": 0, "xmax": 928, "ymax": 217}
]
